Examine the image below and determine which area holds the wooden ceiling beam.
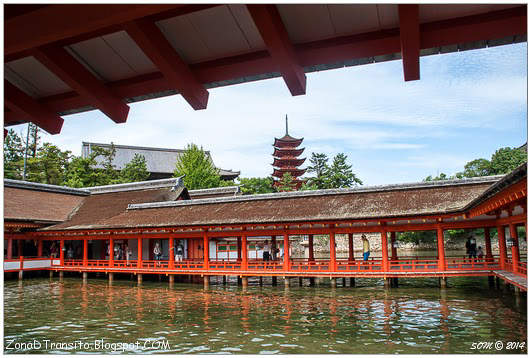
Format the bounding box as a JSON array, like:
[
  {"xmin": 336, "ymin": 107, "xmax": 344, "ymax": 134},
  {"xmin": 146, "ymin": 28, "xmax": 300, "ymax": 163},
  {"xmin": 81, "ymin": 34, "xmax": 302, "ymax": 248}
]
[
  {"xmin": 33, "ymin": 45, "xmax": 130, "ymax": 123},
  {"xmin": 124, "ymin": 18, "xmax": 209, "ymax": 110},
  {"xmin": 246, "ymin": 5, "xmax": 306, "ymax": 96},
  {"xmin": 5, "ymin": 4, "xmax": 184, "ymax": 56},
  {"xmin": 398, "ymin": 5, "xmax": 420, "ymax": 81},
  {"xmin": 5, "ymin": 81, "xmax": 64, "ymax": 134}
]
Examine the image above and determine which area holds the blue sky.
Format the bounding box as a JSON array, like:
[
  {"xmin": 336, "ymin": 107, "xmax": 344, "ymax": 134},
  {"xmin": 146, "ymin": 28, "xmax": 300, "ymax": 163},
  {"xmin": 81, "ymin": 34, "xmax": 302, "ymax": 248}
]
[{"xmin": 10, "ymin": 42, "xmax": 527, "ymax": 186}]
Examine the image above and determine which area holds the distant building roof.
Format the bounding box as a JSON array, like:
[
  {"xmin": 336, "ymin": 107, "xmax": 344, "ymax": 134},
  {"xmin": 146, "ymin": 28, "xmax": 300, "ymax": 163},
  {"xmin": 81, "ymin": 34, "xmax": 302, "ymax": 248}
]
[{"xmin": 81, "ymin": 142, "xmax": 240, "ymax": 180}]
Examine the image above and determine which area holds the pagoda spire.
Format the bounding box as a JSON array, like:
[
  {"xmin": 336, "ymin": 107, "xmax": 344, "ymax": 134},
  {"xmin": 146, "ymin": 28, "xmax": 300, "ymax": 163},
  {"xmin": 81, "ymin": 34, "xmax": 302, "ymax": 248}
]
[{"xmin": 285, "ymin": 114, "xmax": 288, "ymax": 136}]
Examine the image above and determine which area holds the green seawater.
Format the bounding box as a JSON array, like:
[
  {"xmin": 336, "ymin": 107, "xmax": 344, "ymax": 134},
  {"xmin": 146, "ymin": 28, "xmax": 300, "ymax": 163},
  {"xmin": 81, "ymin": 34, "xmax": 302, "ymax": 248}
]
[{"xmin": 3, "ymin": 276, "xmax": 527, "ymax": 354}]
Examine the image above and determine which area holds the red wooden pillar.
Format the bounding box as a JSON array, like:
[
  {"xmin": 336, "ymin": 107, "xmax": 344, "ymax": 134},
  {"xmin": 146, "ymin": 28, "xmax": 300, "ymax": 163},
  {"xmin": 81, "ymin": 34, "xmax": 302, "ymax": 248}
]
[
  {"xmin": 169, "ymin": 236, "xmax": 175, "ymax": 268},
  {"xmin": 137, "ymin": 238, "xmax": 143, "ymax": 268},
  {"xmin": 381, "ymin": 230, "xmax": 389, "ymax": 271},
  {"xmin": 149, "ymin": 239, "xmax": 154, "ymax": 260},
  {"xmin": 509, "ymin": 223, "xmax": 519, "ymax": 273},
  {"xmin": 203, "ymin": 234, "xmax": 209, "ymax": 269},
  {"xmin": 7, "ymin": 238, "xmax": 13, "ymax": 259},
  {"xmin": 37, "ymin": 239, "xmax": 43, "ymax": 257},
  {"xmin": 59, "ymin": 239, "xmax": 65, "ymax": 265},
  {"xmin": 271, "ymin": 236, "xmax": 277, "ymax": 260},
  {"xmin": 436, "ymin": 226, "xmax": 446, "ymax": 270},
  {"xmin": 237, "ymin": 237, "xmax": 242, "ymax": 261},
  {"xmin": 100, "ymin": 240, "xmax": 106, "ymax": 259},
  {"xmin": 390, "ymin": 232, "xmax": 398, "ymax": 261},
  {"xmin": 329, "ymin": 232, "xmax": 336, "ymax": 271},
  {"xmin": 17, "ymin": 239, "xmax": 23, "ymax": 258},
  {"xmin": 109, "ymin": 237, "xmax": 114, "ymax": 267},
  {"xmin": 308, "ymin": 234, "xmax": 314, "ymax": 262},
  {"xmin": 83, "ymin": 238, "xmax": 88, "ymax": 265},
  {"xmin": 242, "ymin": 236, "xmax": 248, "ymax": 270},
  {"xmin": 348, "ymin": 233, "xmax": 354, "ymax": 262},
  {"xmin": 497, "ymin": 225, "xmax": 508, "ymax": 269},
  {"xmin": 483, "ymin": 227, "xmax": 493, "ymax": 260},
  {"xmin": 283, "ymin": 233, "xmax": 290, "ymax": 271}
]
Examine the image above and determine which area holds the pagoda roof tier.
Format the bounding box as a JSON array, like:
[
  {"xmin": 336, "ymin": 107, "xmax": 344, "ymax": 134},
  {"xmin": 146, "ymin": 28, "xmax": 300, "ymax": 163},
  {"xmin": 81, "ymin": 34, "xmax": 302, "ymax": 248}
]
[
  {"xmin": 272, "ymin": 157, "xmax": 306, "ymax": 168},
  {"xmin": 273, "ymin": 147, "xmax": 305, "ymax": 158},
  {"xmin": 272, "ymin": 168, "xmax": 307, "ymax": 178},
  {"xmin": 273, "ymin": 135, "xmax": 304, "ymax": 148}
]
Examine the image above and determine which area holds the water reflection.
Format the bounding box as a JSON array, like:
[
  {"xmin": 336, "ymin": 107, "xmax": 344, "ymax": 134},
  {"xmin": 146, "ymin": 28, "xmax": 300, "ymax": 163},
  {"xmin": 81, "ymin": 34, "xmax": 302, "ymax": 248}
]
[{"xmin": 3, "ymin": 277, "xmax": 527, "ymax": 354}]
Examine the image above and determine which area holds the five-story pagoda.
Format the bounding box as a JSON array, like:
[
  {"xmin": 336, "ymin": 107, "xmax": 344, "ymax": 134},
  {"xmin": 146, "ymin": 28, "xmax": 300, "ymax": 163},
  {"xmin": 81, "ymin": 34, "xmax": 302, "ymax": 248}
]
[{"xmin": 272, "ymin": 116, "xmax": 306, "ymax": 189}]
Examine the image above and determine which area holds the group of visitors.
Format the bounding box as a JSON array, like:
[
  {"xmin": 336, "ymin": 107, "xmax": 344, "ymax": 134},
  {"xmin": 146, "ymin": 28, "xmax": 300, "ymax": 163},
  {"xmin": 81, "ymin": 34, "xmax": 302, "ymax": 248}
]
[
  {"xmin": 107, "ymin": 243, "xmax": 132, "ymax": 263},
  {"xmin": 153, "ymin": 241, "xmax": 185, "ymax": 262},
  {"xmin": 465, "ymin": 236, "xmax": 484, "ymax": 260},
  {"xmin": 261, "ymin": 240, "xmax": 281, "ymax": 261}
]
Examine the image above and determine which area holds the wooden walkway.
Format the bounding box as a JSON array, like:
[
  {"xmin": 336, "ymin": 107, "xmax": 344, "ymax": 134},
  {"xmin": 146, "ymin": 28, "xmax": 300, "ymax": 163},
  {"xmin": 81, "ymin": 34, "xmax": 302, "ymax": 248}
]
[{"xmin": 493, "ymin": 270, "xmax": 528, "ymax": 291}]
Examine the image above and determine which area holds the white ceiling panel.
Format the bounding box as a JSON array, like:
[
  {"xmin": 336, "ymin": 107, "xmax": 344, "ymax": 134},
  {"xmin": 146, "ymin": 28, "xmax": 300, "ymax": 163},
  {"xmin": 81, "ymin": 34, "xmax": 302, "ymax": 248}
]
[
  {"xmin": 227, "ymin": 4, "xmax": 266, "ymax": 50},
  {"xmin": 101, "ymin": 31, "xmax": 158, "ymax": 75},
  {"xmin": 419, "ymin": 4, "xmax": 519, "ymax": 24},
  {"xmin": 277, "ymin": 4, "xmax": 335, "ymax": 44},
  {"xmin": 186, "ymin": 5, "xmax": 260, "ymax": 60},
  {"xmin": 157, "ymin": 14, "xmax": 211, "ymax": 63},
  {"xmin": 328, "ymin": 4, "xmax": 382, "ymax": 35},
  {"xmin": 68, "ymin": 36, "xmax": 140, "ymax": 83},
  {"xmin": 6, "ymin": 56, "xmax": 71, "ymax": 98}
]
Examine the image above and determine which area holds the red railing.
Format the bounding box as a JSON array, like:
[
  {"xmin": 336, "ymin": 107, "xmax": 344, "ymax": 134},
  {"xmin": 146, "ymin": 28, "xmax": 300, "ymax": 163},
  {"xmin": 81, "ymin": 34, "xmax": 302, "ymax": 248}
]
[{"xmin": 516, "ymin": 262, "xmax": 527, "ymax": 276}]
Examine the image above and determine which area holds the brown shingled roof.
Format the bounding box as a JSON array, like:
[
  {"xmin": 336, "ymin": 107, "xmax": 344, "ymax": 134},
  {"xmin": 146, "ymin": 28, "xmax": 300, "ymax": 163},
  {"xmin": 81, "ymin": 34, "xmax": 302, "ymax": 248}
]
[
  {"xmin": 43, "ymin": 179, "xmax": 495, "ymax": 231},
  {"xmin": 4, "ymin": 187, "xmax": 85, "ymax": 223}
]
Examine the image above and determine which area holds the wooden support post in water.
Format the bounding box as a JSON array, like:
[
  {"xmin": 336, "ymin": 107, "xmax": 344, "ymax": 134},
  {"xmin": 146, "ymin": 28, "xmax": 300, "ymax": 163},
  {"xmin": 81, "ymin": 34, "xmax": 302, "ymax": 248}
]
[
  {"xmin": 284, "ymin": 276, "xmax": 290, "ymax": 288},
  {"xmin": 342, "ymin": 277, "xmax": 346, "ymax": 287},
  {"xmin": 82, "ymin": 272, "xmax": 88, "ymax": 283},
  {"xmin": 384, "ymin": 278, "xmax": 391, "ymax": 289},
  {"xmin": 18, "ymin": 270, "xmax": 23, "ymax": 280},
  {"xmin": 49, "ymin": 271, "xmax": 54, "ymax": 279},
  {"xmin": 272, "ymin": 276, "xmax": 277, "ymax": 286},
  {"xmin": 203, "ymin": 276, "xmax": 209, "ymax": 289},
  {"xmin": 393, "ymin": 277, "xmax": 399, "ymax": 288},
  {"xmin": 138, "ymin": 273, "xmax": 143, "ymax": 284},
  {"xmin": 350, "ymin": 277, "xmax": 355, "ymax": 287},
  {"xmin": 439, "ymin": 277, "xmax": 447, "ymax": 288},
  {"xmin": 223, "ymin": 275, "xmax": 227, "ymax": 285},
  {"xmin": 299, "ymin": 277, "xmax": 303, "ymax": 286},
  {"xmin": 259, "ymin": 276, "xmax": 263, "ymax": 286},
  {"xmin": 309, "ymin": 277, "xmax": 315, "ymax": 286},
  {"xmin": 169, "ymin": 274, "xmax": 174, "ymax": 285},
  {"xmin": 242, "ymin": 276, "xmax": 248, "ymax": 289},
  {"xmin": 488, "ymin": 276, "xmax": 495, "ymax": 288},
  {"xmin": 108, "ymin": 272, "xmax": 114, "ymax": 284},
  {"xmin": 237, "ymin": 276, "xmax": 242, "ymax": 286},
  {"xmin": 59, "ymin": 271, "xmax": 64, "ymax": 280},
  {"xmin": 330, "ymin": 277, "xmax": 337, "ymax": 288}
]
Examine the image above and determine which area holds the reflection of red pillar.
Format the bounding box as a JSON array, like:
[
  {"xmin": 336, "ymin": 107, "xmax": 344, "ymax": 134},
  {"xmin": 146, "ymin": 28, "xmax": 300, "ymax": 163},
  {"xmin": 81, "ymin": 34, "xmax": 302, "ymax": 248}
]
[
  {"xmin": 83, "ymin": 238, "xmax": 88, "ymax": 265},
  {"xmin": 497, "ymin": 225, "xmax": 507, "ymax": 269},
  {"xmin": 59, "ymin": 239, "xmax": 65, "ymax": 265},
  {"xmin": 37, "ymin": 239, "xmax": 43, "ymax": 257},
  {"xmin": 242, "ymin": 236, "xmax": 248, "ymax": 269},
  {"xmin": 437, "ymin": 226, "xmax": 446, "ymax": 270},
  {"xmin": 348, "ymin": 233, "xmax": 354, "ymax": 261},
  {"xmin": 329, "ymin": 232, "xmax": 336, "ymax": 271},
  {"xmin": 137, "ymin": 238, "xmax": 142, "ymax": 268},
  {"xmin": 509, "ymin": 223, "xmax": 519, "ymax": 272},
  {"xmin": 7, "ymin": 239, "xmax": 13, "ymax": 259},
  {"xmin": 484, "ymin": 227, "xmax": 493, "ymax": 260},
  {"xmin": 203, "ymin": 234, "xmax": 209, "ymax": 269},
  {"xmin": 283, "ymin": 233, "xmax": 290, "ymax": 270},
  {"xmin": 390, "ymin": 232, "xmax": 398, "ymax": 261},
  {"xmin": 169, "ymin": 236, "xmax": 175, "ymax": 268},
  {"xmin": 237, "ymin": 237, "xmax": 242, "ymax": 261},
  {"xmin": 109, "ymin": 237, "xmax": 114, "ymax": 267},
  {"xmin": 381, "ymin": 230, "xmax": 389, "ymax": 271},
  {"xmin": 308, "ymin": 235, "xmax": 314, "ymax": 261}
]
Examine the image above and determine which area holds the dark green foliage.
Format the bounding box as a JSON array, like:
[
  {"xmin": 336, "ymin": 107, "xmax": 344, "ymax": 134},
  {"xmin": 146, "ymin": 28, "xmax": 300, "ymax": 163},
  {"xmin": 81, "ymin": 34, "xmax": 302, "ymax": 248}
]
[
  {"xmin": 306, "ymin": 152, "xmax": 362, "ymax": 189},
  {"xmin": 4, "ymin": 129, "xmax": 24, "ymax": 179},
  {"xmin": 277, "ymin": 172, "xmax": 297, "ymax": 192},
  {"xmin": 119, "ymin": 153, "xmax": 150, "ymax": 183},
  {"xmin": 238, "ymin": 177, "xmax": 275, "ymax": 195}
]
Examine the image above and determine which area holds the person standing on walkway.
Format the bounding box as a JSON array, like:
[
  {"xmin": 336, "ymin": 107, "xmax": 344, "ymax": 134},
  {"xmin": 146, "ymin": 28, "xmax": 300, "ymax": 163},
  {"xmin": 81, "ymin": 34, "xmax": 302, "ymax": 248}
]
[
  {"xmin": 175, "ymin": 243, "xmax": 184, "ymax": 262},
  {"xmin": 263, "ymin": 240, "xmax": 270, "ymax": 261},
  {"xmin": 154, "ymin": 242, "xmax": 162, "ymax": 261},
  {"xmin": 362, "ymin": 235, "xmax": 370, "ymax": 261}
]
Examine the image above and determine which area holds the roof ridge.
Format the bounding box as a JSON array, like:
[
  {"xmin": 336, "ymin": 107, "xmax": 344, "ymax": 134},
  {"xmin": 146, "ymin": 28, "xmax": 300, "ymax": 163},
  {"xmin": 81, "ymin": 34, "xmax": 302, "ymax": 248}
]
[
  {"xmin": 128, "ymin": 175, "xmax": 504, "ymax": 210},
  {"xmin": 4, "ymin": 179, "xmax": 90, "ymax": 195},
  {"xmin": 82, "ymin": 141, "xmax": 210, "ymax": 154},
  {"xmin": 86, "ymin": 176, "xmax": 184, "ymax": 194}
]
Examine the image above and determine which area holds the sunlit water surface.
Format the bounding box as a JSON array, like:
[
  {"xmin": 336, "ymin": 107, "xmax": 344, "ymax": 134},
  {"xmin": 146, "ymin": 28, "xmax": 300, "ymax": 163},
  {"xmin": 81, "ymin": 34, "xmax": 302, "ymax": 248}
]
[{"xmin": 4, "ymin": 276, "xmax": 527, "ymax": 354}]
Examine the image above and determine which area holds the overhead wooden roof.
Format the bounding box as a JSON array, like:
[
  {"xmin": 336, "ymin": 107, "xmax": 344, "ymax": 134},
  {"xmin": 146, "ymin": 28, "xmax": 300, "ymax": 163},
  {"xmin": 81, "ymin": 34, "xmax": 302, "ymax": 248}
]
[{"xmin": 4, "ymin": 4, "xmax": 527, "ymax": 134}]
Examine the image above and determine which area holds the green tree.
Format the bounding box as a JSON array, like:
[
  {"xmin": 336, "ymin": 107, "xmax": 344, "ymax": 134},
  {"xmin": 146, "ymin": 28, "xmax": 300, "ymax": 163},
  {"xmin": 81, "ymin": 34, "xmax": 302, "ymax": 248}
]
[
  {"xmin": 238, "ymin": 177, "xmax": 275, "ymax": 194},
  {"xmin": 64, "ymin": 146, "xmax": 119, "ymax": 187},
  {"xmin": 300, "ymin": 181, "xmax": 319, "ymax": 191},
  {"xmin": 27, "ymin": 143, "xmax": 71, "ymax": 185},
  {"xmin": 424, "ymin": 172, "xmax": 453, "ymax": 181},
  {"xmin": 489, "ymin": 147, "xmax": 527, "ymax": 175},
  {"xmin": 306, "ymin": 152, "xmax": 330, "ymax": 189},
  {"xmin": 328, "ymin": 153, "xmax": 363, "ymax": 188},
  {"xmin": 458, "ymin": 158, "xmax": 491, "ymax": 178},
  {"xmin": 119, "ymin": 154, "xmax": 150, "ymax": 183},
  {"xmin": 4, "ymin": 129, "xmax": 24, "ymax": 179},
  {"xmin": 174, "ymin": 143, "xmax": 222, "ymax": 189},
  {"xmin": 277, "ymin": 172, "xmax": 297, "ymax": 192}
]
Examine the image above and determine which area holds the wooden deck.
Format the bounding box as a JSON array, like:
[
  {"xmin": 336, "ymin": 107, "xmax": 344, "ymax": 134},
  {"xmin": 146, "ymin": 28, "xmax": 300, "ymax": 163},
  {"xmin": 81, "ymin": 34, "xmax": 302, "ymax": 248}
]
[{"xmin": 493, "ymin": 270, "xmax": 528, "ymax": 291}]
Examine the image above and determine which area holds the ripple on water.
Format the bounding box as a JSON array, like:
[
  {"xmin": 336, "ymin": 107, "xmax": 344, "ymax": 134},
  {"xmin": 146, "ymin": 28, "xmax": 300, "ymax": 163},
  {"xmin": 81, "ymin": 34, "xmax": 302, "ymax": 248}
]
[{"xmin": 3, "ymin": 278, "xmax": 527, "ymax": 354}]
